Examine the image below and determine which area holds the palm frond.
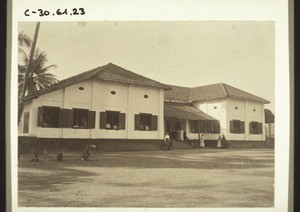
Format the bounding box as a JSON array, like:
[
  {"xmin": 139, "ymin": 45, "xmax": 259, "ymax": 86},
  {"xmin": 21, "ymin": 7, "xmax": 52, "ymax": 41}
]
[{"xmin": 18, "ymin": 32, "xmax": 31, "ymax": 47}]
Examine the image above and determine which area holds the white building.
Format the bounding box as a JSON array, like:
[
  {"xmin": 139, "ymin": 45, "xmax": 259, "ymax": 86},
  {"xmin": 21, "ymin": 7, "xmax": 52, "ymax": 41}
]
[
  {"xmin": 164, "ymin": 84, "xmax": 270, "ymax": 147},
  {"xmin": 19, "ymin": 63, "xmax": 271, "ymax": 151},
  {"xmin": 19, "ymin": 63, "xmax": 169, "ymax": 151}
]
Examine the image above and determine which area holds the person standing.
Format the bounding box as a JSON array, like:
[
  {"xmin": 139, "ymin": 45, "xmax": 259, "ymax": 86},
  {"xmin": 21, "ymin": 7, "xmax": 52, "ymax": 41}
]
[
  {"xmin": 222, "ymin": 134, "xmax": 229, "ymax": 149},
  {"xmin": 217, "ymin": 135, "xmax": 222, "ymax": 148},
  {"xmin": 179, "ymin": 128, "xmax": 184, "ymax": 142},
  {"xmin": 163, "ymin": 133, "xmax": 171, "ymax": 150},
  {"xmin": 200, "ymin": 133, "xmax": 205, "ymax": 148}
]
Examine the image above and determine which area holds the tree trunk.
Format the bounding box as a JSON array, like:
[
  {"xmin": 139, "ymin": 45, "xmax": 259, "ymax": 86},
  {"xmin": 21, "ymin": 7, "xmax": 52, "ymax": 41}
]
[{"xmin": 18, "ymin": 22, "xmax": 40, "ymax": 124}]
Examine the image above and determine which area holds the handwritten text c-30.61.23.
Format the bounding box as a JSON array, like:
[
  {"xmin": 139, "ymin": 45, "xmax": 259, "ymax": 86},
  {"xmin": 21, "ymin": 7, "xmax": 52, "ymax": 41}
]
[{"xmin": 24, "ymin": 8, "xmax": 85, "ymax": 17}]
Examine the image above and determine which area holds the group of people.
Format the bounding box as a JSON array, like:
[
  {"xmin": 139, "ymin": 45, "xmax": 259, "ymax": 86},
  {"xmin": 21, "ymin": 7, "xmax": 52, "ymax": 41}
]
[
  {"xmin": 162, "ymin": 132, "xmax": 229, "ymax": 150},
  {"xmin": 198, "ymin": 134, "xmax": 229, "ymax": 149},
  {"xmin": 105, "ymin": 123, "xmax": 118, "ymax": 130},
  {"xmin": 217, "ymin": 134, "xmax": 229, "ymax": 149}
]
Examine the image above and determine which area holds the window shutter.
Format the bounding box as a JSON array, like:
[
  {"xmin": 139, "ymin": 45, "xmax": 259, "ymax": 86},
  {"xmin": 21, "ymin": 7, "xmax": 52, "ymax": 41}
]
[
  {"xmin": 59, "ymin": 109, "xmax": 68, "ymax": 128},
  {"xmin": 88, "ymin": 111, "xmax": 96, "ymax": 129},
  {"xmin": 67, "ymin": 109, "xmax": 74, "ymax": 128},
  {"xmin": 23, "ymin": 112, "xmax": 30, "ymax": 133},
  {"xmin": 249, "ymin": 122, "xmax": 253, "ymax": 134},
  {"xmin": 151, "ymin": 115, "xmax": 158, "ymax": 131},
  {"xmin": 229, "ymin": 121, "xmax": 234, "ymax": 133},
  {"xmin": 37, "ymin": 107, "xmax": 43, "ymax": 127},
  {"xmin": 258, "ymin": 122, "xmax": 263, "ymax": 134},
  {"xmin": 119, "ymin": 113, "xmax": 126, "ymax": 130},
  {"xmin": 240, "ymin": 121, "xmax": 245, "ymax": 133},
  {"xmin": 99, "ymin": 112, "xmax": 106, "ymax": 129},
  {"xmin": 135, "ymin": 114, "xmax": 140, "ymax": 130}
]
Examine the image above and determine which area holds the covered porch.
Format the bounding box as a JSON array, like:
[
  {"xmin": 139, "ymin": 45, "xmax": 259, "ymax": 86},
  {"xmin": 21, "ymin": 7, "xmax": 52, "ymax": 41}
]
[{"xmin": 164, "ymin": 102, "xmax": 220, "ymax": 144}]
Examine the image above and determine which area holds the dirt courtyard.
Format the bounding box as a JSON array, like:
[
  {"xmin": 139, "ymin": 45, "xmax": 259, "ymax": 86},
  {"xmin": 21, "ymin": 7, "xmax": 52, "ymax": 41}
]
[{"xmin": 18, "ymin": 148, "xmax": 274, "ymax": 208}]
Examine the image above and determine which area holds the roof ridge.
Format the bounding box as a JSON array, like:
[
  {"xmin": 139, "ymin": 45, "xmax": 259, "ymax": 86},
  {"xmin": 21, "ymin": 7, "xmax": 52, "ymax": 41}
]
[
  {"xmin": 58, "ymin": 63, "xmax": 109, "ymax": 84},
  {"xmin": 106, "ymin": 63, "xmax": 171, "ymax": 88},
  {"xmin": 220, "ymin": 83, "xmax": 228, "ymax": 97},
  {"xmin": 223, "ymin": 83, "xmax": 269, "ymax": 102}
]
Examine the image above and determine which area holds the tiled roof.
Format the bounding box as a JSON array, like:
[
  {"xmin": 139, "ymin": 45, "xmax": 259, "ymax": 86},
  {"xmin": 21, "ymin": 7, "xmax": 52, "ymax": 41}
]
[
  {"xmin": 163, "ymin": 85, "xmax": 191, "ymax": 103},
  {"xmin": 190, "ymin": 83, "xmax": 227, "ymax": 101},
  {"xmin": 165, "ymin": 83, "xmax": 270, "ymax": 104},
  {"xmin": 24, "ymin": 63, "xmax": 171, "ymax": 100},
  {"xmin": 164, "ymin": 102, "xmax": 216, "ymax": 120}
]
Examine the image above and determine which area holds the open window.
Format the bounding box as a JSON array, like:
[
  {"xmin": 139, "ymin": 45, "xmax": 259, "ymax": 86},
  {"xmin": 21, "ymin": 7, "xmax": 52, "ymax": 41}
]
[
  {"xmin": 135, "ymin": 113, "xmax": 157, "ymax": 131},
  {"xmin": 37, "ymin": 106, "xmax": 60, "ymax": 128},
  {"xmin": 230, "ymin": 120, "xmax": 245, "ymax": 134},
  {"xmin": 249, "ymin": 121, "xmax": 262, "ymax": 134},
  {"xmin": 195, "ymin": 120, "xmax": 220, "ymax": 134},
  {"xmin": 99, "ymin": 111, "xmax": 126, "ymax": 130},
  {"xmin": 190, "ymin": 120, "xmax": 199, "ymax": 133},
  {"xmin": 73, "ymin": 108, "xmax": 89, "ymax": 129},
  {"xmin": 37, "ymin": 106, "xmax": 95, "ymax": 129}
]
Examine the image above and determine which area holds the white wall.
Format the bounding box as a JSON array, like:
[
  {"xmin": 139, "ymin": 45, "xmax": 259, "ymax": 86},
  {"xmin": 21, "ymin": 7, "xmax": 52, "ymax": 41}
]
[
  {"xmin": 27, "ymin": 89, "xmax": 64, "ymax": 138},
  {"xmin": 226, "ymin": 98, "xmax": 265, "ymax": 141},
  {"xmin": 192, "ymin": 98, "xmax": 266, "ymax": 141},
  {"xmin": 127, "ymin": 84, "xmax": 163, "ymax": 139},
  {"xmin": 20, "ymin": 80, "xmax": 164, "ymax": 140},
  {"xmin": 192, "ymin": 99, "xmax": 226, "ymax": 140}
]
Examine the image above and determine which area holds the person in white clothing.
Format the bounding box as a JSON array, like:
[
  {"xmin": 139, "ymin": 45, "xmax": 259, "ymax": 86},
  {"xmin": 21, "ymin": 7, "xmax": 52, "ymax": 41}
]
[
  {"xmin": 217, "ymin": 135, "xmax": 222, "ymax": 148},
  {"xmin": 163, "ymin": 133, "xmax": 172, "ymax": 150},
  {"xmin": 179, "ymin": 128, "xmax": 184, "ymax": 141},
  {"xmin": 200, "ymin": 133, "xmax": 205, "ymax": 148}
]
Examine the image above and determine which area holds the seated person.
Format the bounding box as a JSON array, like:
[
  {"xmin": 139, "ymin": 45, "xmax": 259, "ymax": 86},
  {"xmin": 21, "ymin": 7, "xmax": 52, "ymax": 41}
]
[
  {"xmin": 113, "ymin": 124, "xmax": 118, "ymax": 130},
  {"xmin": 140, "ymin": 124, "xmax": 144, "ymax": 130},
  {"xmin": 105, "ymin": 123, "xmax": 111, "ymax": 129}
]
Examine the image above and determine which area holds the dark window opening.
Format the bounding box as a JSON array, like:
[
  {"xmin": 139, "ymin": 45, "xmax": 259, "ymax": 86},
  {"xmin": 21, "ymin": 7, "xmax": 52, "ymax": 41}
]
[
  {"xmin": 106, "ymin": 111, "xmax": 120, "ymax": 129},
  {"xmin": 191, "ymin": 120, "xmax": 220, "ymax": 134},
  {"xmin": 73, "ymin": 108, "xmax": 88, "ymax": 129},
  {"xmin": 37, "ymin": 106, "xmax": 95, "ymax": 129},
  {"xmin": 190, "ymin": 120, "xmax": 199, "ymax": 133},
  {"xmin": 144, "ymin": 94, "xmax": 149, "ymax": 99},
  {"xmin": 230, "ymin": 120, "xmax": 245, "ymax": 134},
  {"xmin": 140, "ymin": 114, "xmax": 152, "ymax": 130},
  {"xmin": 250, "ymin": 121, "xmax": 262, "ymax": 134},
  {"xmin": 111, "ymin": 91, "xmax": 116, "ymax": 95},
  {"xmin": 41, "ymin": 106, "xmax": 59, "ymax": 128},
  {"xmin": 79, "ymin": 87, "xmax": 84, "ymax": 90},
  {"xmin": 135, "ymin": 113, "xmax": 157, "ymax": 131},
  {"xmin": 99, "ymin": 111, "xmax": 126, "ymax": 130}
]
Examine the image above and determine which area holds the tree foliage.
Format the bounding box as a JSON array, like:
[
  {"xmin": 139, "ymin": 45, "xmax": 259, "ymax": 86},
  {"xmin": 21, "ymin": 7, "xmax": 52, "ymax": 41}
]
[{"xmin": 18, "ymin": 48, "xmax": 58, "ymax": 97}]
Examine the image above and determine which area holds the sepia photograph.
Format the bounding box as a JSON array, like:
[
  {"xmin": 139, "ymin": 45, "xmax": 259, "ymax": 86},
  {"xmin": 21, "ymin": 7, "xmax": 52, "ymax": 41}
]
[
  {"xmin": 7, "ymin": 0, "xmax": 291, "ymax": 211},
  {"xmin": 17, "ymin": 21, "xmax": 275, "ymax": 208}
]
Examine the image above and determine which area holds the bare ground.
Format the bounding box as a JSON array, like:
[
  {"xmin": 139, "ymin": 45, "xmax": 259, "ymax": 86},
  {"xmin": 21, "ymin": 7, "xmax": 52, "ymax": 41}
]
[{"xmin": 18, "ymin": 148, "xmax": 274, "ymax": 208}]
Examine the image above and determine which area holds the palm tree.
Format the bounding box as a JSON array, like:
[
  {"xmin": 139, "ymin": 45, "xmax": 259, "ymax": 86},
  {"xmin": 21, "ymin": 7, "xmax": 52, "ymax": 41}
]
[
  {"xmin": 18, "ymin": 48, "xmax": 59, "ymax": 97},
  {"xmin": 18, "ymin": 31, "xmax": 31, "ymax": 53}
]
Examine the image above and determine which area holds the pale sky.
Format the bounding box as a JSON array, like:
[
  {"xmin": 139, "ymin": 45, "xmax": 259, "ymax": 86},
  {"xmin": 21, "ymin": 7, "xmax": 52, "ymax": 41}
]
[{"xmin": 18, "ymin": 21, "xmax": 275, "ymax": 112}]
